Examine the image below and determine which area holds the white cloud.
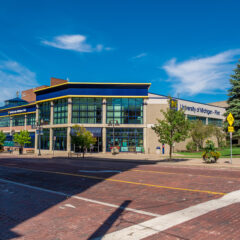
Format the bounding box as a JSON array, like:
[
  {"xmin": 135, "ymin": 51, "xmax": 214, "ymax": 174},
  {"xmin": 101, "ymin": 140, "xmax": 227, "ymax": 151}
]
[
  {"xmin": 42, "ymin": 34, "xmax": 110, "ymax": 53},
  {"xmin": 162, "ymin": 49, "xmax": 240, "ymax": 96},
  {"xmin": 132, "ymin": 52, "xmax": 148, "ymax": 60},
  {"xmin": 0, "ymin": 60, "xmax": 37, "ymax": 105}
]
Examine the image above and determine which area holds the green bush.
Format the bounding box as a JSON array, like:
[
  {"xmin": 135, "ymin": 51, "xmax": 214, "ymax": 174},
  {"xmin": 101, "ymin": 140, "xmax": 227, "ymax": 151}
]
[
  {"xmin": 218, "ymin": 140, "xmax": 226, "ymax": 149},
  {"xmin": 186, "ymin": 141, "xmax": 197, "ymax": 152},
  {"xmin": 202, "ymin": 140, "xmax": 221, "ymax": 163}
]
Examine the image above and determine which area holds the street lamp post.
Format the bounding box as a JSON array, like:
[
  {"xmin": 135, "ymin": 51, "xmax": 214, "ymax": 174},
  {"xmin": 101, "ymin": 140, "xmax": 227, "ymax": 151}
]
[
  {"xmin": 108, "ymin": 120, "xmax": 119, "ymax": 150},
  {"xmin": 36, "ymin": 119, "xmax": 43, "ymax": 156}
]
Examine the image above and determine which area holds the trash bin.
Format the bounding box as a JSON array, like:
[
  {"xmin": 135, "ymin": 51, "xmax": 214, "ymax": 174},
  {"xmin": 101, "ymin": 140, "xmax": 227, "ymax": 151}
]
[{"xmin": 156, "ymin": 146, "xmax": 161, "ymax": 154}]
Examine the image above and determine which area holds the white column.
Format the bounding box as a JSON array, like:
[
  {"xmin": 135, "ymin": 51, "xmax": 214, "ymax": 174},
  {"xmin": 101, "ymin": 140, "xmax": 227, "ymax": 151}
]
[
  {"xmin": 50, "ymin": 101, "xmax": 54, "ymax": 125},
  {"xmin": 67, "ymin": 127, "xmax": 71, "ymax": 152},
  {"xmin": 102, "ymin": 98, "xmax": 107, "ymax": 153},
  {"xmin": 49, "ymin": 128, "xmax": 53, "ymax": 152},
  {"xmin": 143, "ymin": 99, "xmax": 147, "ymax": 154},
  {"xmin": 24, "ymin": 114, "xmax": 27, "ymax": 130},
  {"xmin": 9, "ymin": 116, "xmax": 12, "ymax": 134},
  {"xmin": 34, "ymin": 104, "xmax": 39, "ymax": 153},
  {"xmin": 67, "ymin": 98, "xmax": 72, "ymax": 152}
]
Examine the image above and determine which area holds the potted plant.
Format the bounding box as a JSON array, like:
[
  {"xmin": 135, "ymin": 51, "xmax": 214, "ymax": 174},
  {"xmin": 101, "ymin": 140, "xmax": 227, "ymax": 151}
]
[
  {"xmin": 202, "ymin": 140, "xmax": 221, "ymax": 163},
  {"xmin": 111, "ymin": 146, "xmax": 120, "ymax": 155}
]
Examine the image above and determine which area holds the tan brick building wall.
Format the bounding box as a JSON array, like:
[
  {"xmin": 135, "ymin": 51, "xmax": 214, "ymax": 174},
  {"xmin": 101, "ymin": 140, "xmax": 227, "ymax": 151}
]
[{"xmin": 146, "ymin": 93, "xmax": 226, "ymax": 155}]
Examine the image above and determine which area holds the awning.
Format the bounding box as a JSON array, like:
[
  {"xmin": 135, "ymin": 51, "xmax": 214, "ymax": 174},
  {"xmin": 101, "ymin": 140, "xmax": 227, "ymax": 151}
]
[
  {"xmin": 85, "ymin": 127, "xmax": 102, "ymax": 137},
  {"xmin": 71, "ymin": 127, "xmax": 102, "ymax": 137}
]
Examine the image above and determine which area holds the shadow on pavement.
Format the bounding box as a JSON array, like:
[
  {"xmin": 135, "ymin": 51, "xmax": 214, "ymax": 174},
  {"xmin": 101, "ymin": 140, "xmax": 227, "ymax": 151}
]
[
  {"xmin": 0, "ymin": 156, "xmax": 156, "ymax": 239},
  {"xmin": 88, "ymin": 200, "xmax": 131, "ymax": 240}
]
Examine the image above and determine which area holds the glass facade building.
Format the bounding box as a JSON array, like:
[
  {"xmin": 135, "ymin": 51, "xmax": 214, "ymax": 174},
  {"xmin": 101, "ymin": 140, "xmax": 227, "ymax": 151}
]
[
  {"xmin": 12, "ymin": 115, "xmax": 25, "ymax": 126},
  {"xmin": 0, "ymin": 117, "xmax": 10, "ymax": 127},
  {"xmin": 53, "ymin": 128, "xmax": 67, "ymax": 151},
  {"xmin": 53, "ymin": 99, "xmax": 68, "ymax": 124},
  {"xmin": 0, "ymin": 81, "xmax": 226, "ymax": 154},
  {"xmin": 208, "ymin": 118, "xmax": 223, "ymax": 127},
  {"xmin": 40, "ymin": 129, "xmax": 50, "ymax": 150},
  {"xmin": 106, "ymin": 128, "xmax": 143, "ymax": 152},
  {"xmin": 106, "ymin": 98, "xmax": 143, "ymax": 124},
  {"xmin": 187, "ymin": 115, "xmax": 207, "ymax": 125},
  {"xmin": 72, "ymin": 98, "xmax": 102, "ymax": 124},
  {"xmin": 39, "ymin": 102, "xmax": 51, "ymax": 124},
  {"xmin": 27, "ymin": 113, "xmax": 36, "ymax": 126}
]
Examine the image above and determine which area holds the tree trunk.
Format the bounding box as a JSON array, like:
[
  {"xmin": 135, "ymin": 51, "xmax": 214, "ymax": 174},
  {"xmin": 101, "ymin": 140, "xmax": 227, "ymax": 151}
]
[
  {"xmin": 169, "ymin": 144, "xmax": 172, "ymax": 160},
  {"xmin": 82, "ymin": 146, "xmax": 85, "ymax": 158}
]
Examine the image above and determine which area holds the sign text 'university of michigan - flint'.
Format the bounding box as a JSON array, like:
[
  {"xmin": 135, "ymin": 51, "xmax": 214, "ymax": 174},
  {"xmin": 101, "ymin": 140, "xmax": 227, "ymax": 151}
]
[{"xmin": 179, "ymin": 104, "xmax": 220, "ymax": 116}]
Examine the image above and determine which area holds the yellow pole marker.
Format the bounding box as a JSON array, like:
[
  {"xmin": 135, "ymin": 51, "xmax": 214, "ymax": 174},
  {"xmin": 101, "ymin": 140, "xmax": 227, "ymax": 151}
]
[{"xmin": 227, "ymin": 112, "xmax": 234, "ymax": 126}]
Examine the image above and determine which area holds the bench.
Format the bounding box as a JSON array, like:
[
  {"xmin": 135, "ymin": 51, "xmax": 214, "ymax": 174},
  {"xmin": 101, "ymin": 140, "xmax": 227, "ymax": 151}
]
[
  {"xmin": 26, "ymin": 150, "xmax": 35, "ymax": 154},
  {"xmin": 68, "ymin": 152, "xmax": 82, "ymax": 158}
]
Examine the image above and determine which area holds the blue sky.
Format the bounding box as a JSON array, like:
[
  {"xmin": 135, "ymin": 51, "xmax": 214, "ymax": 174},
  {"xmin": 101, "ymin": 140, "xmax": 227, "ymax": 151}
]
[{"xmin": 0, "ymin": 0, "xmax": 240, "ymax": 104}]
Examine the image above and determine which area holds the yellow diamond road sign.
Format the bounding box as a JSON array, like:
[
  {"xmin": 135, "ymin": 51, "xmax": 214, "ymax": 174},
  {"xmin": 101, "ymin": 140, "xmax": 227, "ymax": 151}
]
[
  {"xmin": 227, "ymin": 113, "xmax": 234, "ymax": 126},
  {"xmin": 228, "ymin": 126, "xmax": 234, "ymax": 132}
]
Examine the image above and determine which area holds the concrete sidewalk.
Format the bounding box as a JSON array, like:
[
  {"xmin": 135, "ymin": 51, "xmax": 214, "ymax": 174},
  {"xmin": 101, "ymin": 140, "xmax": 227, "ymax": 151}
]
[{"xmin": 0, "ymin": 152, "xmax": 240, "ymax": 170}]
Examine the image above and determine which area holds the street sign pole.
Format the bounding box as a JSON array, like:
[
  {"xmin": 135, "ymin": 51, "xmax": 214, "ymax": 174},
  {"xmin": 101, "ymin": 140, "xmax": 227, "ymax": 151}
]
[
  {"xmin": 227, "ymin": 113, "xmax": 235, "ymax": 164},
  {"xmin": 230, "ymin": 132, "xmax": 232, "ymax": 164}
]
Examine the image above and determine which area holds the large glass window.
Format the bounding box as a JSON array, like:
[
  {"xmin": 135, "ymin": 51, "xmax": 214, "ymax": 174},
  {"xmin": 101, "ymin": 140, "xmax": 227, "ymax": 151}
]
[
  {"xmin": 53, "ymin": 128, "xmax": 67, "ymax": 151},
  {"xmin": 39, "ymin": 129, "xmax": 50, "ymax": 150},
  {"xmin": 106, "ymin": 128, "xmax": 143, "ymax": 152},
  {"xmin": 53, "ymin": 99, "xmax": 68, "ymax": 124},
  {"xmin": 0, "ymin": 117, "xmax": 10, "ymax": 127},
  {"xmin": 39, "ymin": 102, "xmax": 50, "ymax": 124},
  {"xmin": 187, "ymin": 115, "xmax": 207, "ymax": 125},
  {"xmin": 72, "ymin": 98, "xmax": 102, "ymax": 124},
  {"xmin": 12, "ymin": 115, "xmax": 25, "ymax": 126},
  {"xmin": 106, "ymin": 98, "xmax": 143, "ymax": 124},
  {"xmin": 27, "ymin": 113, "xmax": 36, "ymax": 126},
  {"xmin": 208, "ymin": 118, "xmax": 223, "ymax": 127}
]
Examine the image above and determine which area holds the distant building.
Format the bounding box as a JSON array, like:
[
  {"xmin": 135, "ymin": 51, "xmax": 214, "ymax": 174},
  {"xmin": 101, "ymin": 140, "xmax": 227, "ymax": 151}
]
[
  {"xmin": 209, "ymin": 101, "xmax": 228, "ymax": 108},
  {"xmin": 0, "ymin": 78, "xmax": 226, "ymax": 155}
]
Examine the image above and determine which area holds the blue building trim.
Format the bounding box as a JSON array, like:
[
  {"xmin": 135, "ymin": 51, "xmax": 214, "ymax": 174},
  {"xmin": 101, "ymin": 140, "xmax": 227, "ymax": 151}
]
[
  {"xmin": 0, "ymin": 105, "xmax": 36, "ymax": 117},
  {"xmin": 36, "ymin": 83, "xmax": 150, "ymax": 101}
]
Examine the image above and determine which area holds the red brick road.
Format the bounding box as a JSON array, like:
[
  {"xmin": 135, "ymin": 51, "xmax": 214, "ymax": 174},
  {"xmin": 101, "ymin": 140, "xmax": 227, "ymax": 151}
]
[{"xmin": 0, "ymin": 156, "xmax": 240, "ymax": 239}]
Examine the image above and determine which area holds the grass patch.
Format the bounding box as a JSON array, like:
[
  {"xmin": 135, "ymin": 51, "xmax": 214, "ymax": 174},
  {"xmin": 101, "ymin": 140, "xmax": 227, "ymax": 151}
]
[{"xmin": 176, "ymin": 147, "xmax": 240, "ymax": 158}]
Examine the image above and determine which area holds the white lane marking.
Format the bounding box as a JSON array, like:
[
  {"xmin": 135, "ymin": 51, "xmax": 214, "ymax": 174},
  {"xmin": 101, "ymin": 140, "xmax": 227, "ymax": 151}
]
[
  {"xmin": 97, "ymin": 190, "xmax": 240, "ymax": 240},
  {"xmin": 0, "ymin": 178, "xmax": 160, "ymax": 218},
  {"xmin": 79, "ymin": 170, "xmax": 122, "ymax": 173},
  {"xmin": 64, "ymin": 204, "xmax": 76, "ymax": 209}
]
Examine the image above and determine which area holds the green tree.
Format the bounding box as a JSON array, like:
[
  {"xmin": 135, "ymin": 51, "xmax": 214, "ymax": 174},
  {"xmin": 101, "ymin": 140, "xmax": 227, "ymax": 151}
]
[
  {"xmin": 226, "ymin": 60, "xmax": 240, "ymax": 137},
  {"xmin": 71, "ymin": 125, "xmax": 96, "ymax": 158},
  {"xmin": 0, "ymin": 131, "xmax": 6, "ymax": 148},
  {"xmin": 210, "ymin": 125, "xmax": 226, "ymax": 148},
  {"xmin": 13, "ymin": 130, "xmax": 31, "ymax": 154},
  {"xmin": 190, "ymin": 120, "xmax": 213, "ymax": 151},
  {"xmin": 152, "ymin": 104, "xmax": 191, "ymax": 160}
]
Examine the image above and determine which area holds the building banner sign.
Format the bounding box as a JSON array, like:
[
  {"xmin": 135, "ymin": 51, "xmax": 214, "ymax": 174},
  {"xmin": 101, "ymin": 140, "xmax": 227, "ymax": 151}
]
[
  {"xmin": 8, "ymin": 109, "xmax": 27, "ymax": 115},
  {"xmin": 179, "ymin": 104, "xmax": 220, "ymax": 116}
]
